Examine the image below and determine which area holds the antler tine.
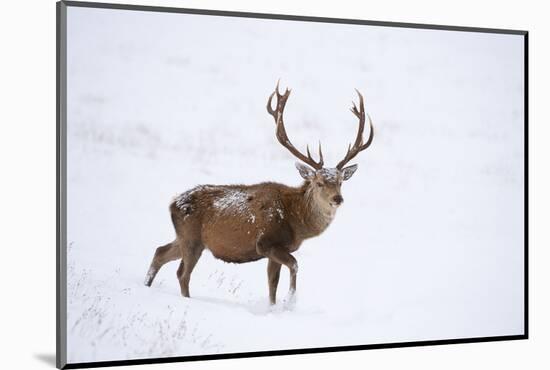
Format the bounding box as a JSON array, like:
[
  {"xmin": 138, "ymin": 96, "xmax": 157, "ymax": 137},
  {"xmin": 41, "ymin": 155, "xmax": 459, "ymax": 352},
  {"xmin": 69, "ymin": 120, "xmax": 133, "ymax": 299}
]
[
  {"xmin": 361, "ymin": 114, "xmax": 374, "ymax": 150},
  {"xmin": 336, "ymin": 89, "xmax": 374, "ymax": 169},
  {"xmin": 267, "ymin": 91, "xmax": 277, "ymax": 117},
  {"xmin": 305, "ymin": 142, "xmax": 324, "ymax": 168},
  {"xmin": 266, "ymin": 82, "xmax": 324, "ymax": 170},
  {"xmin": 306, "ymin": 144, "xmax": 312, "ymax": 161}
]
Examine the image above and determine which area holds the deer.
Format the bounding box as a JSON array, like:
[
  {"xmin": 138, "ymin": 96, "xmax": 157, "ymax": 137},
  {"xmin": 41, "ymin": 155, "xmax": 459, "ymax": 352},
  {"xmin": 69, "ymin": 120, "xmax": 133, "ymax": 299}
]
[{"xmin": 144, "ymin": 82, "xmax": 374, "ymax": 305}]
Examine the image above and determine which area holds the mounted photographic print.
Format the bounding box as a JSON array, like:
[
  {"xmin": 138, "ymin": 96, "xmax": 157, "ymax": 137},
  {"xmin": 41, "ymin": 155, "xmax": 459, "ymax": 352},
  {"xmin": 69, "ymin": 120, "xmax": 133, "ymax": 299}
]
[{"xmin": 57, "ymin": 1, "xmax": 528, "ymax": 368}]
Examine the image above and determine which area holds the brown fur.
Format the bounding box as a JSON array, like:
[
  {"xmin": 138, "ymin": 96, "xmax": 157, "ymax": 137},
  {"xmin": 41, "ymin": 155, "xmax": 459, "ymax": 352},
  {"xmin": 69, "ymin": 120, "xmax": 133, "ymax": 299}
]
[
  {"xmin": 145, "ymin": 171, "xmax": 348, "ymax": 304},
  {"xmin": 145, "ymin": 83, "xmax": 372, "ymax": 304}
]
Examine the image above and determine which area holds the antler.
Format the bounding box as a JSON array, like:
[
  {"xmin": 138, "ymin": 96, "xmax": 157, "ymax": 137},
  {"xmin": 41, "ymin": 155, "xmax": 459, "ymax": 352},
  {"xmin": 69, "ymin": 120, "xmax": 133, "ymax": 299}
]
[
  {"xmin": 266, "ymin": 81, "xmax": 324, "ymax": 170},
  {"xmin": 336, "ymin": 89, "xmax": 374, "ymax": 169}
]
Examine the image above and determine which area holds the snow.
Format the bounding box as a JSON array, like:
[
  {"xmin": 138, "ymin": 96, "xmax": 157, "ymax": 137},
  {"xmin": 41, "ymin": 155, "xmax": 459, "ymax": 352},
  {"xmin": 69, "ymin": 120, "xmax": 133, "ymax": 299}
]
[
  {"xmin": 318, "ymin": 168, "xmax": 341, "ymax": 183},
  {"xmin": 65, "ymin": 6, "xmax": 525, "ymax": 364},
  {"xmin": 174, "ymin": 185, "xmax": 211, "ymax": 211},
  {"xmin": 212, "ymin": 189, "xmax": 250, "ymax": 215}
]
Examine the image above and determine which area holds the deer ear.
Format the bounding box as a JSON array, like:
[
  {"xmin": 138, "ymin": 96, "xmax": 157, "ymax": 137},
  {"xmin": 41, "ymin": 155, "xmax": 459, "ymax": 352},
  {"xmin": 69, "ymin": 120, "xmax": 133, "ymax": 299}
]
[
  {"xmin": 295, "ymin": 162, "xmax": 315, "ymax": 180},
  {"xmin": 342, "ymin": 164, "xmax": 358, "ymax": 181}
]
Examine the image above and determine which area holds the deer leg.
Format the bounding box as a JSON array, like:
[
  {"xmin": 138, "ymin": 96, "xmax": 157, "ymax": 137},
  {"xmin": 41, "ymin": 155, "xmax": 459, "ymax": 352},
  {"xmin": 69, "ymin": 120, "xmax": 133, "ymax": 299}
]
[
  {"xmin": 176, "ymin": 258, "xmax": 185, "ymax": 280},
  {"xmin": 268, "ymin": 248, "xmax": 298, "ymax": 295},
  {"xmin": 267, "ymin": 259, "xmax": 282, "ymax": 305},
  {"xmin": 178, "ymin": 242, "xmax": 203, "ymax": 298},
  {"xmin": 144, "ymin": 242, "xmax": 180, "ymax": 287},
  {"xmin": 257, "ymin": 241, "xmax": 298, "ymax": 300}
]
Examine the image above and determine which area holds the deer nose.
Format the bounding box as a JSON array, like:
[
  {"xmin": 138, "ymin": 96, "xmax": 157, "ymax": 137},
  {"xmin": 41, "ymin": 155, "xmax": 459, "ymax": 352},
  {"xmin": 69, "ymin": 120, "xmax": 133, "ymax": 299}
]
[{"xmin": 332, "ymin": 195, "xmax": 344, "ymax": 205}]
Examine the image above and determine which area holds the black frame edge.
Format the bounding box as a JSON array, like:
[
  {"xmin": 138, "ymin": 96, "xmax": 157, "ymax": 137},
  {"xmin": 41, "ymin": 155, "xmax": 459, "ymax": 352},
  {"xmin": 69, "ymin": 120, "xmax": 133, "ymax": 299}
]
[
  {"xmin": 57, "ymin": 1, "xmax": 68, "ymax": 369},
  {"xmin": 63, "ymin": 335, "xmax": 527, "ymax": 369},
  {"xmin": 61, "ymin": 0, "xmax": 527, "ymax": 35},
  {"xmin": 523, "ymin": 32, "xmax": 529, "ymax": 339}
]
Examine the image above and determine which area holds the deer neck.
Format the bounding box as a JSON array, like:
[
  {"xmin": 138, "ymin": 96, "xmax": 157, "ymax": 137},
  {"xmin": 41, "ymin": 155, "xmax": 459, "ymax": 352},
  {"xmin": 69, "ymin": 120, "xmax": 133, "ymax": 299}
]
[{"xmin": 291, "ymin": 182, "xmax": 337, "ymax": 240}]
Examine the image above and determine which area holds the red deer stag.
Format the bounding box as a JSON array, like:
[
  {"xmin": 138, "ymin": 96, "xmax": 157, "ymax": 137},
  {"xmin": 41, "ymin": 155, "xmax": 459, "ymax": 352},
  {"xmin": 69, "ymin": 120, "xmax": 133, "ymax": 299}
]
[{"xmin": 144, "ymin": 82, "xmax": 374, "ymax": 304}]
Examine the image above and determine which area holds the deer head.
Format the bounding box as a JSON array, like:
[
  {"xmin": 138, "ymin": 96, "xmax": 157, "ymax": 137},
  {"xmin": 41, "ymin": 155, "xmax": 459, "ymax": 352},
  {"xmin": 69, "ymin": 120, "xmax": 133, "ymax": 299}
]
[{"xmin": 266, "ymin": 82, "xmax": 374, "ymax": 211}]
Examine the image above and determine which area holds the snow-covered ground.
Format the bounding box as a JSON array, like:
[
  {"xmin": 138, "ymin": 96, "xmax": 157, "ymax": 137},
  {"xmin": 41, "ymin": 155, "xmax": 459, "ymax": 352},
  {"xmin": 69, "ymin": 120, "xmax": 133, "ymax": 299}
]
[{"xmin": 65, "ymin": 6, "xmax": 525, "ymax": 364}]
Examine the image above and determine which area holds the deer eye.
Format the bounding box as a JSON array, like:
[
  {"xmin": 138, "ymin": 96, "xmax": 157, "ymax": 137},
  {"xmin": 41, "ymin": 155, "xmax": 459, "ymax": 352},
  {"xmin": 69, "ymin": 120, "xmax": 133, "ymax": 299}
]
[{"xmin": 317, "ymin": 182, "xmax": 324, "ymax": 188}]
